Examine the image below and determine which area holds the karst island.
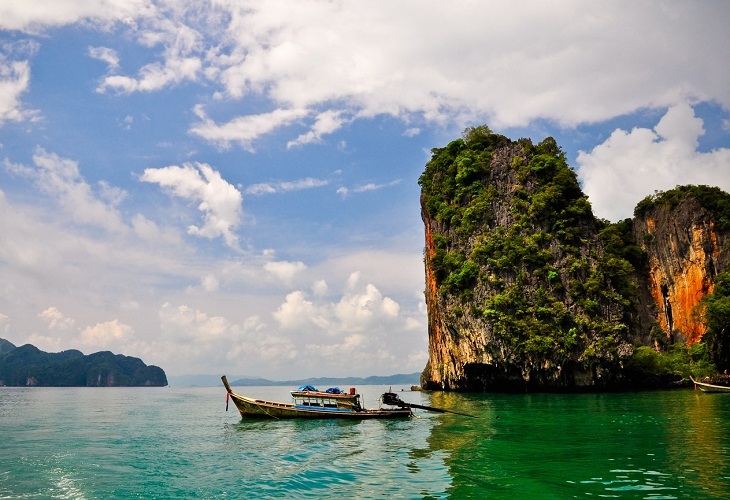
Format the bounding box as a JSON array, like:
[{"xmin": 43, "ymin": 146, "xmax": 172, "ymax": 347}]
[{"xmin": 418, "ymin": 126, "xmax": 729, "ymax": 392}]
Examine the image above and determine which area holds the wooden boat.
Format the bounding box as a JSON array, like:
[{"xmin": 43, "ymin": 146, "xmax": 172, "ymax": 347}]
[
  {"xmin": 690, "ymin": 376, "xmax": 730, "ymax": 393},
  {"xmin": 221, "ymin": 376, "xmax": 413, "ymax": 419}
]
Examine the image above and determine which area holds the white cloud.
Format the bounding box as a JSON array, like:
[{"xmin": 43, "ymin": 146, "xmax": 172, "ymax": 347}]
[
  {"xmin": 7, "ymin": 2, "xmax": 729, "ymax": 147},
  {"xmin": 311, "ymin": 279, "xmax": 328, "ymax": 296},
  {"xmin": 335, "ymin": 283, "xmax": 400, "ymax": 331},
  {"xmin": 0, "ymin": 0, "xmax": 148, "ymax": 32},
  {"xmin": 5, "ymin": 148, "xmax": 128, "ymax": 233},
  {"xmin": 245, "ymin": 177, "xmax": 329, "ymax": 195},
  {"xmin": 189, "ymin": 105, "xmax": 308, "ymax": 151},
  {"xmin": 88, "ymin": 46, "xmax": 120, "ymax": 69},
  {"xmin": 273, "ymin": 291, "xmax": 330, "ymax": 331},
  {"xmin": 273, "ymin": 279, "xmax": 402, "ymax": 336},
  {"xmin": 79, "ymin": 319, "xmax": 133, "ymax": 347},
  {"xmin": 0, "ymin": 59, "xmax": 30, "ymax": 125},
  {"xmin": 140, "ymin": 162, "xmax": 243, "ymax": 249},
  {"xmin": 287, "ymin": 109, "xmax": 348, "ymax": 148},
  {"xmin": 201, "ymin": 1, "xmax": 730, "ymax": 131},
  {"xmin": 158, "ymin": 303, "xmax": 230, "ymax": 339},
  {"xmin": 353, "ymin": 179, "xmax": 401, "ymax": 193},
  {"xmin": 577, "ymin": 104, "xmax": 730, "ymax": 221},
  {"xmin": 38, "ymin": 307, "xmax": 76, "ymax": 331},
  {"xmin": 264, "ymin": 260, "xmax": 306, "ymax": 284},
  {"xmin": 98, "ymin": 54, "xmax": 202, "ymax": 93}
]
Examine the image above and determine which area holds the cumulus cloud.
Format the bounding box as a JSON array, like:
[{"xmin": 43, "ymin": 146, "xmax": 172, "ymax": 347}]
[
  {"xmin": 335, "ymin": 283, "xmax": 400, "ymax": 331},
  {"xmin": 158, "ymin": 303, "xmax": 230, "ymax": 339},
  {"xmin": 264, "ymin": 260, "xmax": 306, "ymax": 284},
  {"xmin": 79, "ymin": 319, "xmax": 133, "ymax": 347},
  {"xmin": 38, "ymin": 306, "xmax": 76, "ymax": 331},
  {"xmin": 140, "ymin": 162, "xmax": 243, "ymax": 249},
  {"xmin": 273, "ymin": 291, "xmax": 330, "ymax": 331},
  {"xmin": 311, "ymin": 279, "xmax": 328, "ymax": 296},
  {"xmin": 577, "ymin": 104, "xmax": 730, "ymax": 221},
  {"xmin": 273, "ymin": 279, "xmax": 402, "ymax": 335}
]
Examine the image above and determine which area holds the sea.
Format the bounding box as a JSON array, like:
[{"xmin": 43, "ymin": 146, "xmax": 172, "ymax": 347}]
[{"xmin": 1, "ymin": 384, "xmax": 729, "ymax": 499}]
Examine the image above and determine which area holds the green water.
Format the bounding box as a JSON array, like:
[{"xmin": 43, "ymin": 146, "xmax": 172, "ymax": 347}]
[{"xmin": 1, "ymin": 385, "xmax": 729, "ymax": 498}]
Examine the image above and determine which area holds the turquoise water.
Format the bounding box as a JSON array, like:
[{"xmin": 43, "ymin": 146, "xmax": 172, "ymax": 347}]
[{"xmin": 2, "ymin": 385, "xmax": 729, "ymax": 498}]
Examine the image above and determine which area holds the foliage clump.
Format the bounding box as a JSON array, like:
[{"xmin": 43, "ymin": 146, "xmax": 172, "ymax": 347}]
[
  {"xmin": 634, "ymin": 185, "xmax": 730, "ymax": 231},
  {"xmin": 627, "ymin": 343, "xmax": 716, "ymax": 379},
  {"xmin": 699, "ymin": 272, "xmax": 730, "ymax": 372}
]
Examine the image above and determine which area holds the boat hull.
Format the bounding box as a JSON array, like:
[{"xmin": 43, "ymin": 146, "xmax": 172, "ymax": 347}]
[{"xmin": 229, "ymin": 393, "xmax": 412, "ymax": 419}]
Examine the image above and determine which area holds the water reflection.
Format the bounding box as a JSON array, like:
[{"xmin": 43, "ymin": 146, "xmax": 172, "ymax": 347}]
[
  {"xmin": 223, "ymin": 395, "xmax": 453, "ymax": 498},
  {"xmin": 420, "ymin": 389, "xmax": 730, "ymax": 497}
]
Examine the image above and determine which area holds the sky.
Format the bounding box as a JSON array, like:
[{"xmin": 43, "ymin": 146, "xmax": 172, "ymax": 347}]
[{"xmin": 1, "ymin": 1, "xmax": 729, "ymax": 381}]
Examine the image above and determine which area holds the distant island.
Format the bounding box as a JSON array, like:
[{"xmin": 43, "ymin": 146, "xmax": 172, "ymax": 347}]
[
  {"xmin": 0, "ymin": 338, "xmax": 167, "ymax": 387},
  {"xmin": 167, "ymin": 373, "xmax": 421, "ymax": 387}
]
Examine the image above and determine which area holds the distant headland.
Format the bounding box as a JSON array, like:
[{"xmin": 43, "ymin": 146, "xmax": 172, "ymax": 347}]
[{"xmin": 0, "ymin": 338, "xmax": 167, "ymax": 387}]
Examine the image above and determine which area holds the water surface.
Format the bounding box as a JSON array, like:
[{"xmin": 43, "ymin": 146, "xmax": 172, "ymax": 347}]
[{"xmin": 2, "ymin": 385, "xmax": 729, "ymax": 498}]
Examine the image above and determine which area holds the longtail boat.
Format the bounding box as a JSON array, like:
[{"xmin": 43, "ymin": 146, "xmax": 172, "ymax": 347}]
[
  {"xmin": 221, "ymin": 376, "xmax": 413, "ymax": 419},
  {"xmin": 690, "ymin": 376, "xmax": 730, "ymax": 393}
]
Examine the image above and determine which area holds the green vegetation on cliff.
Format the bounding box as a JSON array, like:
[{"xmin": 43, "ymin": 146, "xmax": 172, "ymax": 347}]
[
  {"xmin": 420, "ymin": 126, "xmax": 725, "ymax": 390},
  {"xmin": 420, "ymin": 127, "xmax": 639, "ymax": 372},
  {"xmin": 700, "ymin": 272, "xmax": 730, "ymax": 370},
  {"xmin": 0, "ymin": 339, "xmax": 167, "ymax": 387}
]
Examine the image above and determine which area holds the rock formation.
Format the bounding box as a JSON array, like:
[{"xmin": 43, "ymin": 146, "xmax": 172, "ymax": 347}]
[
  {"xmin": 419, "ymin": 127, "xmax": 729, "ymax": 391},
  {"xmin": 633, "ymin": 191, "xmax": 729, "ymax": 348}
]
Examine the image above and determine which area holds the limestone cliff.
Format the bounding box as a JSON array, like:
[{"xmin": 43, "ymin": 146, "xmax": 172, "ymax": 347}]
[
  {"xmin": 632, "ymin": 188, "xmax": 730, "ymax": 347},
  {"xmin": 419, "ymin": 127, "xmax": 730, "ymax": 391}
]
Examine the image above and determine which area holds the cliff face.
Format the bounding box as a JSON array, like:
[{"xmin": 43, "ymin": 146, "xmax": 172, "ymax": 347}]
[
  {"xmin": 420, "ymin": 128, "xmax": 730, "ymax": 391},
  {"xmin": 633, "ymin": 194, "xmax": 729, "ymax": 347}
]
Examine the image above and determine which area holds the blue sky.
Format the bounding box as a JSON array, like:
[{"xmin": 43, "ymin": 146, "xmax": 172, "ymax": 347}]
[{"xmin": 1, "ymin": 1, "xmax": 729, "ymax": 380}]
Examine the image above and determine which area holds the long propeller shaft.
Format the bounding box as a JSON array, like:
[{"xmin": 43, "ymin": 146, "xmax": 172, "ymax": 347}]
[{"xmin": 382, "ymin": 392, "xmax": 477, "ymax": 418}]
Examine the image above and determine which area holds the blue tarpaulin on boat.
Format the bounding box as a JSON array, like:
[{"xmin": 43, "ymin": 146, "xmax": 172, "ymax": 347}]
[
  {"xmin": 297, "ymin": 385, "xmax": 317, "ymax": 392},
  {"xmin": 325, "ymin": 387, "xmax": 342, "ymax": 394}
]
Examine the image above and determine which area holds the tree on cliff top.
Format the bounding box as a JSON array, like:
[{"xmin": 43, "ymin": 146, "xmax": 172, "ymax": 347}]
[{"xmin": 635, "ymin": 185, "xmax": 730, "ymax": 231}]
